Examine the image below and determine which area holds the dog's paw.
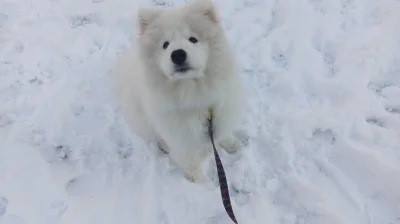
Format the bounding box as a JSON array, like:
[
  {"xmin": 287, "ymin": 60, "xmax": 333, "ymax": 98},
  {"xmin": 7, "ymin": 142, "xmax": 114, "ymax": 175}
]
[
  {"xmin": 184, "ymin": 168, "xmax": 206, "ymax": 183},
  {"xmin": 219, "ymin": 137, "xmax": 242, "ymax": 154}
]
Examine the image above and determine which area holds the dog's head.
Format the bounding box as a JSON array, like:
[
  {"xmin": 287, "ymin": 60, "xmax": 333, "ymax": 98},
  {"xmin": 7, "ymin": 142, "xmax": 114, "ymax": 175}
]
[{"xmin": 137, "ymin": 0, "xmax": 223, "ymax": 81}]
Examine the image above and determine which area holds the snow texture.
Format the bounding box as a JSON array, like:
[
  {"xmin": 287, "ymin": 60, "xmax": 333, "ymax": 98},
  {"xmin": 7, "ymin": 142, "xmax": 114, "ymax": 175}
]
[{"xmin": 1, "ymin": 0, "xmax": 400, "ymax": 223}]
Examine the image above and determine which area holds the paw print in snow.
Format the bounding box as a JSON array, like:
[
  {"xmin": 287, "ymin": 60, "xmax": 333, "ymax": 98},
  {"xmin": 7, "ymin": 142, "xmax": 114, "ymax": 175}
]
[
  {"xmin": 366, "ymin": 117, "xmax": 384, "ymax": 128},
  {"xmin": 153, "ymin": 0, "xmax": 173, "ymax": 6},
  {"xmin": 271, "ymin": 44, "xmax": 289, "ymax": 69},
  {"xmin": 321, "ymin": 43, "xmax": 337, "ymax": 77},
  {"xmin": 366, "ymin": 114, "xmax": 400, "ymax": 131},
  {"xmin": 70, "ymin": 14, "xmax": 101, "ymax": 28},
  {"xmin": 367, "ymin": 82, "xmax": 400, "ymax": 122},
  {"xmin": 368, "ymin": 82, "xmax": 400, "ymax": 99},
  {"xmin": 272, "ymin": 53, "xmax": 288, "ymax": 69},
  {"xmin": 29, "ymin": 77, "xmax": 43, "ymax": 85},
  {"xmin": 367, "ymin": 82, "xmax": 391, "ymax": 96},
  {"xmin": 0, "ymin": 113, "xmax": 17, "ymax": 127},
  {"xmin": 383, "ymin": 97, "xmax": 400, "ymax": 116},
  {"xmin": 0, "ymin": 13, "xmax": 8, "ymax": 27},
  {"xmin": 234, "ymin": 130, "xmax": 249, "ymax": 147},
  {"xmin": 231, "ymin": 184, "xmax": 250, "ymax": 206},
  {"xmin": 49, "ymin": 200, "xmax": 68, "ymax": 220},
  {"xmin": 311, "ymin": 128, "xmax": 335, "ymax": 145},
  {"xmin": 0, "ymin": 196, "xmax": 8, "ymax": 216},
  {"xmin": 266, "ymin": 38, "xmax": 292, "ymax": 70},
  {"xmin": 385, "ymin": 106, "xmax": 400, "ymax": 115},
  {"xmin": 312, "ymin": 35, "xmax": 337, "ymax": 77},
  {"xmin": 2, "ymin": 40, "xmax": 24, "ymax": 64},
  {"xmin": 55, "ymin": 145, "xmax": 70, "ymax": 161}
]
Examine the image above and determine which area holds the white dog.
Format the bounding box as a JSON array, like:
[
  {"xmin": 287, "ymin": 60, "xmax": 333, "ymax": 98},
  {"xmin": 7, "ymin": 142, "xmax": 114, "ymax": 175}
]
[{"xmin": 112, "ymin": 0, "xmax": 244, "ymax": 183}]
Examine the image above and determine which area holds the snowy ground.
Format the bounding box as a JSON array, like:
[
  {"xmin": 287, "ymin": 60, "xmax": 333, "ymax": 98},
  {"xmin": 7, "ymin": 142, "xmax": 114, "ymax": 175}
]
[{"xmin": 1, "ymin": 0, "xmax": 400, "ymax": 223}]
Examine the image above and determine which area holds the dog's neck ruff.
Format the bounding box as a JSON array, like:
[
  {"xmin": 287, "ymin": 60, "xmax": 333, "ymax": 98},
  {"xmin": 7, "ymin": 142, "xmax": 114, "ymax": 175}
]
[{"xmin": 207, "ymin": 106, "xmax": 238, "ymax": 224}]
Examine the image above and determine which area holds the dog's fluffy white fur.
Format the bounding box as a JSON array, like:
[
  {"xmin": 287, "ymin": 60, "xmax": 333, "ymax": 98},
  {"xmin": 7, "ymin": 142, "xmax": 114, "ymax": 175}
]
[{"xmin": 112, "ymin": 0, "xmax": 244, "ymax": 182}]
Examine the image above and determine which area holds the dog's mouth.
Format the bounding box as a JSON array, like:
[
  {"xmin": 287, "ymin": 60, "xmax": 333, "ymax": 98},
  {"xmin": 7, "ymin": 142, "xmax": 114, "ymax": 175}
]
[
  {"xmin": 175, "ymin": 66, "xmax": 191, "ymax": 73},
  {"xmin": 169, "ymin": 65, "xmax": 202, "ymax": 80}
]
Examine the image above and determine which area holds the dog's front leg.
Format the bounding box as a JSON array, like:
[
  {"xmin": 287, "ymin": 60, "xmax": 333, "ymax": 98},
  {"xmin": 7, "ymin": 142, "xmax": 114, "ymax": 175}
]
[
  {"xmin": 170, "ymin": 148, "xmax": 206, "ymax": 183},
  {"xmin": 213, "ymin": 104, "xmax": 243, "ymax": 154},
  {"xmin": 148, "ymin": 111, "xmax": 206, "ymax": 183}
]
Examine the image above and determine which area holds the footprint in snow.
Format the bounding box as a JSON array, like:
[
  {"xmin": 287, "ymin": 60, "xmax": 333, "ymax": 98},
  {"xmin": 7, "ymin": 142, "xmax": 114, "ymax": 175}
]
[
  {"xmin": 367, "ymin": 82, "xmax": 400, "ymax": 99},
  {"xmin": 311, "ymin": 128, "xmax": 336, "ymax": 145},
  {"xmin": 366, "ymin": 82, "xmax": 400, "ymax": 125},
  {"xmin": 0, "ymin": 13, "xmax": 8, "ymax": 27},
  {"xmin": 312, "ymin": 33, "xmax": 337, "ymax": 77},
  {"xmin": 385, "ymin": 106, "xmax": 400, "ymax": 115},
  {"xmin": 70, "ymin": 14, "xmax": 101, "ymax": 28},
  {"xmin": 366, "ymin": 115, "xmax": 400, "ymax": 132},
  {"xmin": 366, "ymin": 117, "xmax": 385, "ymax": 128},
  {"xmin": 39, "ymin": 143, "xmax": 71, "ymax": 163},
  {"xmin": 49, "ymin": 200, "xmax": 68, "ymax": 220},
  {"xmin": 271, "ymin": 49, "xmax": 289, "ymax": 69},
  {"xmin": 205, "ymin": 161, "xmax": 251, "ymax": 206},
  {"xmin": 0, "ymin": 113, "xmax": 16, "ymax": 127},
  {"xmin": 1, "ymin": 40, "xmax": 24, "ymax": 64},
  {"xmin": 230, "ymin": 184, "xmax": 250, "ymax": 206},
  {"xmin": 266, "ymin": 38, "xmax": 292, "ymax": 70},
  {"xmin": 55, "ymin": 145, "xmax": 70, "ymax": 161},
  {"xmin": 234, "ymin": 129, "xmax": 249, "ymax": 147},
  {"xmin": 320, "ymin": 43, "xmax": 337, "ymax": 78},
  {"xmin": 0, "ymin": 196, "xmax": 8, "ymax": 216},
  {"xmin": 117, "ymin": 142, "xmax": 134, "ymax": 159},
  {"xmin": 153, "ymin": 0, "xmax": 174, "ymax": 6}
]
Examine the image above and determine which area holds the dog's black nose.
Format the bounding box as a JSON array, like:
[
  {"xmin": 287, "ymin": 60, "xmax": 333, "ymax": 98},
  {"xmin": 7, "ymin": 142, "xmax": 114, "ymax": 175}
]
[{"xmin": 171, "ymin": 49, "xmax": 187, "ymax": 65}]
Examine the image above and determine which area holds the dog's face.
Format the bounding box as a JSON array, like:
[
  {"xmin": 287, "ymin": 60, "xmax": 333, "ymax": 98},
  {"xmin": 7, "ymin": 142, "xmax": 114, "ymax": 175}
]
[
  {"xmin": 156, "ymin": 22, "xmax": 209, "ymax": 80},
  {"xmin": 138, "ymin": 0, "xmax": 222, "ymax": 81}
]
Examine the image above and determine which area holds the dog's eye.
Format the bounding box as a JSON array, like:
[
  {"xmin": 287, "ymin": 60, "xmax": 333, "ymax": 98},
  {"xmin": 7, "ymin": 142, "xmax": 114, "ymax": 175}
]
[
  {"xmin": 188, "ymin": 37, "xmax": 198, "ymax": 43},
  {"xmin": 163, "ymin": 41, "xmax": 169, "ymax": 49}
]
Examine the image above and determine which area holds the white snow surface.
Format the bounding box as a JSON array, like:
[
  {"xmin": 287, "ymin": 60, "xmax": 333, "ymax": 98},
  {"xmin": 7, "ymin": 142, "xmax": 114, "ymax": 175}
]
[{"xmin": 1, "ymin": 0, "xmax": 400, "ymax": 223}]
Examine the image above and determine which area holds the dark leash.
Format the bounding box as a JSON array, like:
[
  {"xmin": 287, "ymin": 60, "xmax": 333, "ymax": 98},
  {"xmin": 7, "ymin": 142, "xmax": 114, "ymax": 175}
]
[{"xmin": 207, "ymin": 107, "xmax": 238, "ymax": 224}]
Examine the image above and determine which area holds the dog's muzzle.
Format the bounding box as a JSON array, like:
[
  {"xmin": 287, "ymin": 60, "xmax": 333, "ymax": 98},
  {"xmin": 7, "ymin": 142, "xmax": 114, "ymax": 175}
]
[{"xmin": 175, "ymin": 65, "xmax": 191, "ymax": 73}]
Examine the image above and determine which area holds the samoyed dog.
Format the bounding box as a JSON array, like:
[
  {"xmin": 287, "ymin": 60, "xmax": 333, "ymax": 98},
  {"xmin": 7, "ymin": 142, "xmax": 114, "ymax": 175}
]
[{"xmin": 112, "ymin": 0, "xmax": 244, "ymax": 182}]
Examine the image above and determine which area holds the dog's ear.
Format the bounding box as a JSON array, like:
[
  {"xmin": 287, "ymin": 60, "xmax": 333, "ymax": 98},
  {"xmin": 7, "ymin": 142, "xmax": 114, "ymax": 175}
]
[
  {"xmin": 138, "ymin": 8, "xmax": 163, "ymax": 34},
  {"xmin": 187, "ymin": 0, "xmax": 220, "ymax": 23}
]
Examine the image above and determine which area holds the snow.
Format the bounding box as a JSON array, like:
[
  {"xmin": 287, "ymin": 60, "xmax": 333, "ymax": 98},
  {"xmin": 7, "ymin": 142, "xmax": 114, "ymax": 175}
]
[{"xmin": 1, "ymin": 0, "xmax": 400, "ymax": 223}]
